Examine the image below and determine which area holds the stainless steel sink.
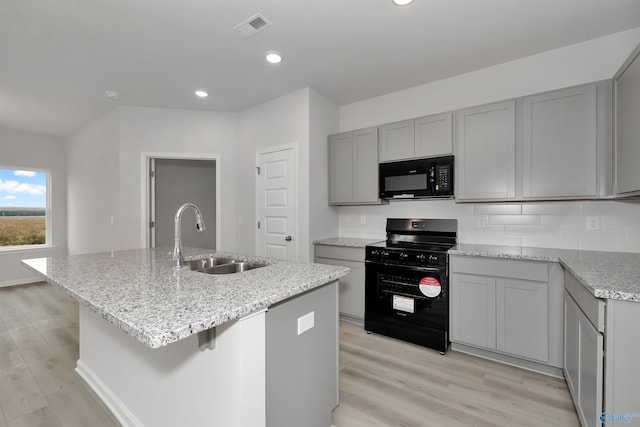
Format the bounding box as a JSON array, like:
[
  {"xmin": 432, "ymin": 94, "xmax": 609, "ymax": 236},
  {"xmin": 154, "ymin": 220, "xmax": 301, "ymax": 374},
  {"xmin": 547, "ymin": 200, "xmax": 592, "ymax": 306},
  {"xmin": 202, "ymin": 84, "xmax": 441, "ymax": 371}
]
[
  {"xmin": 183, "ymin": 257, "xmax": 235, "ymax": 271},
  {"xmin": 183, "ymin": 257, "xmax": 267, "ymax": 275}
]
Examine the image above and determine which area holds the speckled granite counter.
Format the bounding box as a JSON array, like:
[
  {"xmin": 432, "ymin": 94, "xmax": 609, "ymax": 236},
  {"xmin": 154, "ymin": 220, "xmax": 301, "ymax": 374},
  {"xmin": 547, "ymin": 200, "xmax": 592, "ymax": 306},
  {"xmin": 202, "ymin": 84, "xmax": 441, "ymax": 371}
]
[
  {"xmin": 450, "ymin": 244, "xmax": 640, "ymax": 303},
  {"xmin": 313, "ymin": 237, "xmax": 383, "ymax": 248},
  {"xmin": 21, "ymin": 247, "xmax": 349, "ymax": 348}
]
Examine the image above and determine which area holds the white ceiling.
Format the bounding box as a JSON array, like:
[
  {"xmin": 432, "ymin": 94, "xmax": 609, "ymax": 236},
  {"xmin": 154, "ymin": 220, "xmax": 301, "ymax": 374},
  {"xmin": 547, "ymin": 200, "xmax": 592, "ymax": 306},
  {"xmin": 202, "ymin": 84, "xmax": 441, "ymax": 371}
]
[{"xmin": 2, "ymin": 0, "xmax": 640, "ymax": 138}]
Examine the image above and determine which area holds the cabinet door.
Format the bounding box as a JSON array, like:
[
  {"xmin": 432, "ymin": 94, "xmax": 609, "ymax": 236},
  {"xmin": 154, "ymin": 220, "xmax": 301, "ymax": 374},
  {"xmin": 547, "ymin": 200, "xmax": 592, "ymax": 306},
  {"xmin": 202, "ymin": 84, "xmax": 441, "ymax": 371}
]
[
  {"xmin": 523, "ymin": 84, "xmax": 597, "ymax": 198},
  {"xmin": 456, "ymin": 100, "xmax": 516, "ymax": 200},
  {"xmin": 328, "ymin": 132, "xmax": 354, "ymax": 204},
  {"xmin": 564, "ymin": 290, "xmax": 604, "ymax": 427},
  {"xmin": 321, "ymin": 258, "xmax": 364, "ymax": 319},
  {"xmin": 577, "ymin": 309, "xmax": 604, "ymax": 427},
  {"xmin": 496, "ymin": 278, "xmax": 548, "ymax": 362},
  {"xmin": 353, "ymin": 127, "xmax": 379, "ymax": 203},
  {"xmin": 564, "ymin": 291, "xmax": 580, "ymax": 401},
  {"xmin": 450, "ymin": 274, "xmax": 496, "ymax": 349},
  {"xmin": 379, "ymin": 120, "xmax": 414, "ymax": 162},
  {"xmin": 415, "ymin": 112, "xmax": 453, "ymax": 157},
  {"xmin": 615, "ymin": 45, "xmax": 640, "ymax": 195}
]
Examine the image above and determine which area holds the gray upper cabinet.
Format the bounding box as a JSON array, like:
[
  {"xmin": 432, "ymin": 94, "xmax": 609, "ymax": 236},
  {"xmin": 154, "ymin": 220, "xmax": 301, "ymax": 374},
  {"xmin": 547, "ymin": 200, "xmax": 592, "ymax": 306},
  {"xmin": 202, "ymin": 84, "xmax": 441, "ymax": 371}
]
[
  {"xmin": 379, "ymin": 113, "xmax": 453, "ymax": 163},
  {"xmin": 614, "ymin": 43, "xmax": 640, "ymax": 196},
  {"xmin": 456, "ymin": 100, "xmax": 516, "ymax": 200},
  {"xmin": 523, "ymin": 84, "xmax": 597, "ymax": 198},
  {"xmin": 328, "ymin": 127, "xmax": 381, "ymax": 205},
  {"xmin": 379, "ymin": 119, "xmax": 414, "ymax": 162},
  {"xmin": 415, "ymin": 112, "xmax": 453, "ymax": 158}
]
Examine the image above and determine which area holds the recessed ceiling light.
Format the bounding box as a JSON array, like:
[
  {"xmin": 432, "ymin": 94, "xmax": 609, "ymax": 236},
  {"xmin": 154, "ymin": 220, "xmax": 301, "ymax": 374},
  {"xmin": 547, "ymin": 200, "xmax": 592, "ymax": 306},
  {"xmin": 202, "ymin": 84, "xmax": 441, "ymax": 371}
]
[
  {"xmin": 105, "ymin": 90, "xmax": 120, "ymax": 101},
  {"xmin": 195, "ymin": 90, "xmax": 208, "ymax": 98},
  {"xmin": 392, "ymin": 0, "xmax": 414, "ymax": 5},
  {"xmin": 265, "ymin": 51, "xmax": 283, "ymax": 64}
]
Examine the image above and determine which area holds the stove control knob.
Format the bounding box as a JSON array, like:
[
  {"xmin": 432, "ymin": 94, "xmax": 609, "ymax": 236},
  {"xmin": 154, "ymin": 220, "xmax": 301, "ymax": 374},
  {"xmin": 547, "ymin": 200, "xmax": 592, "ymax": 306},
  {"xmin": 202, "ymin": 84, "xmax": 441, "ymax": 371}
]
[
  {"xmin": 428, "ymin": 255, "xmax": 439, "ymax": 263},
  {"xmin": 370, "ymin": 250, "xmax": 380, "ymax": 257},
  {"xmin": 381, "ymin": 251, "xmax": 390, "ymax": 258},
  {"xmin": 399, "ymin": 253, "xmax": 409, "ymax": 260},
  {"xmin": 416, "ymin": 254, "xmax": 426, "ymax": 262}
]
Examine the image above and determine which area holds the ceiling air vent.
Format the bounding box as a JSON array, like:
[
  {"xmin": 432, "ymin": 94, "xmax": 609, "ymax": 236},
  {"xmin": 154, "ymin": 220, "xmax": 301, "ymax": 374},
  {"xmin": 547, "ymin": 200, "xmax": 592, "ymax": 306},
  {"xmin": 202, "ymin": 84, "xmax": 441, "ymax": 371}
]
[{"xmin": 234, "ymin": 13, "xmax": 272, "ymax": 38}]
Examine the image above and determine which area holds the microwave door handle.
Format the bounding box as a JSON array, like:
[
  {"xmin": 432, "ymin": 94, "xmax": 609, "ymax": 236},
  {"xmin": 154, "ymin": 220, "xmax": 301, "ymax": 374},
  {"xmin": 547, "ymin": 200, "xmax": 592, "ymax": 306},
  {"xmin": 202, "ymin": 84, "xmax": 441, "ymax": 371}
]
[{"xmin": 428, "ymin": 163, "xmax": 436, "ymax": 195}]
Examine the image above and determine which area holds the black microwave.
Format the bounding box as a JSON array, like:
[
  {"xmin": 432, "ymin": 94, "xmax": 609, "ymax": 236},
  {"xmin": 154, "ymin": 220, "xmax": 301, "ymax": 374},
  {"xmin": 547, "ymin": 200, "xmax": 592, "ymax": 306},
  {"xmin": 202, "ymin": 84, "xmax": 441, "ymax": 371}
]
[{"xmin": 379, "ymin": 155, "xmax": 454, "ymax": 200}]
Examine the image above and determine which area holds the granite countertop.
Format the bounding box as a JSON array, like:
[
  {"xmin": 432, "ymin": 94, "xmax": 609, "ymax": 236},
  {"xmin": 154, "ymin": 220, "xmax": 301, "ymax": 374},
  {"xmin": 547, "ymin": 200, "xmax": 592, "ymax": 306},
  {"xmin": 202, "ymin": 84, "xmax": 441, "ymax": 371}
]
[
  {"xmin": 450, "ymin": 244, "xmax": 640, "ymax": 303},
  {"xmin": 21, "ymin": 247, "xmax": 349, "ymax": 349},
  {"xmin": 313, "ymin": 237, "xmax": 384, "ymax": 248}
]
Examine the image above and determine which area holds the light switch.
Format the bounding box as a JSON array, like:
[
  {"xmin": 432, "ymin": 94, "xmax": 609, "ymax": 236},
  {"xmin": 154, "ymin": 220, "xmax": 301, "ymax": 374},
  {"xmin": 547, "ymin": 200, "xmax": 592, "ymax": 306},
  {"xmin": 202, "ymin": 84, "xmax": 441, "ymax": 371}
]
[{"xmin": 297, "ymin": 311, "xmax": 314, "ymax": 335}]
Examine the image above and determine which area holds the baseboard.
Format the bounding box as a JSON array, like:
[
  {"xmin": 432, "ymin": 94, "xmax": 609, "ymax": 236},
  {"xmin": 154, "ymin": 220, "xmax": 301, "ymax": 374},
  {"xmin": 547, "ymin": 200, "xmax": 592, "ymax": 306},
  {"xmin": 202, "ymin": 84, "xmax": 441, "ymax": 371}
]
[
  {"xmin": 0, "ymin": 277, "xmax": 42, "ymax": 288},
  {"xmin": 339, "ymin": 313, "xmax": 364, "ymax": 327},
  {"xmin": 451, "ymin": 342, "xmax": 564, "ymax": 379},
  {"xmin": 76, "ymin": 360, "xmax": 144, "ymax": 427}
]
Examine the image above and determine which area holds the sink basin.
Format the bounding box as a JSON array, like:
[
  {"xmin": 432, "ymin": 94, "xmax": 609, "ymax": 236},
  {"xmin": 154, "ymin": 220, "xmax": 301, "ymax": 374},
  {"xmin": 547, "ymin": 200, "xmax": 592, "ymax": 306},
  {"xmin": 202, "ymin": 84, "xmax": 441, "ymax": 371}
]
[
  {"xmin": 183, "ymin": 257, "xmax": 267, "ymax": 274},
  {"xmin": 183, "ymin": 257, "xmax": 235, "ymax": 271},
  {"xmin": 200, "ymin": 262, "xmax": 267, "ymax": 275}
]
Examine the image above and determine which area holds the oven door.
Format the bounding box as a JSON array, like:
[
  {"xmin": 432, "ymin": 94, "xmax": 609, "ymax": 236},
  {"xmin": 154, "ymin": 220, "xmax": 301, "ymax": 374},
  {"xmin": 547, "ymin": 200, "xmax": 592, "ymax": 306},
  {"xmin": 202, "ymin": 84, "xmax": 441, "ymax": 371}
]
[{"xmin": 364, "ymin": 260, "xmax": 449, "ymax": 352}]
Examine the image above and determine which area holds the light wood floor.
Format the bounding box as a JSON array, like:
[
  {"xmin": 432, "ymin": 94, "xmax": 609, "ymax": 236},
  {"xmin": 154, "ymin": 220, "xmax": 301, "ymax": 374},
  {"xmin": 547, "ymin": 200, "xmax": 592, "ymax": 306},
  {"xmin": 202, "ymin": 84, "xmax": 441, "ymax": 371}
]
[
  {"xmin": 0, "ymin": 283, "xmax": 579, "ymax": 427},
  {"xmin": 333, "ymin": 321, "xmax": 580, "ymax": 427}
]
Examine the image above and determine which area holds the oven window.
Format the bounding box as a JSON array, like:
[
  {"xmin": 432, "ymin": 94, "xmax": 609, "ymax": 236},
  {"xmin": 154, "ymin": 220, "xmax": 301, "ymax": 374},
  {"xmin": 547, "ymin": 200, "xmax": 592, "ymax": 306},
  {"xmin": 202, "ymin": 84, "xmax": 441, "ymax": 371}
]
[{"xmin": 385, "ymin": 174, "xmax": 427, "ymax": 192}]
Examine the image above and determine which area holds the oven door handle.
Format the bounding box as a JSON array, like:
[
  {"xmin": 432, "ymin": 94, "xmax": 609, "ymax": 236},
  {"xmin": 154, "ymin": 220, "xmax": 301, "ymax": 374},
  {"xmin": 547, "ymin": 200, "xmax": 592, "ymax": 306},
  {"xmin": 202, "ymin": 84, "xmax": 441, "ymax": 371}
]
[{"xmin": 365, "ymin": 260, "xmax": 443, "ymax": 274}]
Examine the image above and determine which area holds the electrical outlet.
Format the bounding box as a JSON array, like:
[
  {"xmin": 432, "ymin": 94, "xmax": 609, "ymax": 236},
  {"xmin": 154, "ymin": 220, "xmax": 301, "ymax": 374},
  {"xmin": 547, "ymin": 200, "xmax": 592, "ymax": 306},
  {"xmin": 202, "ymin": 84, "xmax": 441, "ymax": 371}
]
[
  {"xmin": 477, "ymin": 215, "xmax": 488, "ymax": 228},
  {"xmin": 110, "ymin": 214, "xmax": 114, "ymax": 225},
  {"xmin": 297, "ymin": 311, "xmax": 314, "ymax": 335},
  {"xmin": 587, "ymin": 216, "xmax": 600, "ymax": 230},
  {"xmin": 360, "ymin": 215, "xmax": 367, "ymax": 225}
]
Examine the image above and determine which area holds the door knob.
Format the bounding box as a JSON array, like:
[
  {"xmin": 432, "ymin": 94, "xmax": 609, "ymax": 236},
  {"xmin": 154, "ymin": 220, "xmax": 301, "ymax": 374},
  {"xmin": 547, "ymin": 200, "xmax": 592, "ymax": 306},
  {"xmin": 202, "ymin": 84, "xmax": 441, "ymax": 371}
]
[{"xmin": 285, "ymin": 236, "xmax": 293, "ymax": 241}]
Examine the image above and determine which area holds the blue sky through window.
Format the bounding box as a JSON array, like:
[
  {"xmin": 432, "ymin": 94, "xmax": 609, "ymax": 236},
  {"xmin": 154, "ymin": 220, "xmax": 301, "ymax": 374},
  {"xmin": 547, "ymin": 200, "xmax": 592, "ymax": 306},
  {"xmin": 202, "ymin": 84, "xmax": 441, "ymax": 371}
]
[{"xmin": 0, "ymin": 168, "xmax": 47, "ymax": 208}]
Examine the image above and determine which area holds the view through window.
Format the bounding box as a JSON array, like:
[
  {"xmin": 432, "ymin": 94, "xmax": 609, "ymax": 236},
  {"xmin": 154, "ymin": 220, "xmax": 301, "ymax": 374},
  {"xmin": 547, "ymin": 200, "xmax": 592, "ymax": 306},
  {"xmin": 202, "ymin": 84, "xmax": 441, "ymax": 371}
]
[{"xmin": 0, "ymin": 168, "xmax": 47, "ymax": 247}]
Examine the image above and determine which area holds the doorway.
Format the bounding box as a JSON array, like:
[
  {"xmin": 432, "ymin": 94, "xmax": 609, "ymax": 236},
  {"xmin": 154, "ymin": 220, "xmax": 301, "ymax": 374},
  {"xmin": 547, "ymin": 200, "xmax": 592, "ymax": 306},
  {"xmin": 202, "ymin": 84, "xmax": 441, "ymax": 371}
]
[
  {"xmin": 255, "ymin": 145, "xmax": 297, "ymax": 261},
  {"xmin": 148, "ymin": 158, "xmax": 217, "ymax": 250}
]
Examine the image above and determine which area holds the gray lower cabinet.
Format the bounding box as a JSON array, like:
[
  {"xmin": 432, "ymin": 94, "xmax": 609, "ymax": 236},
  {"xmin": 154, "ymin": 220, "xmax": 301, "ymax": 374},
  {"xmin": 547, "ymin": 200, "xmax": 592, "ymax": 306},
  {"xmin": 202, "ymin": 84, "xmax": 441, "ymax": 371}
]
[
  {"xmin": 614, "ymin": 42, "xmax": 640, "ymax": 196},
  {"xmin": 455, "ymin": 100, "xmax": 517, "ymax": 200},
  {"xmin": 266, "ymin": 281, "xmax": 339, "ymax": 427},
  {"xmin": 563, "ymin": 285, "xmax": 603, "ymax": 427},
  {"xmin": 328, "ymin": 127, "xmax": 380, "ymax": 205},
  {"xmin": 314, "ymin": 244, "xmax": 365, "ymax": 322},
  {"xmin": 564, "ymin": 269, "xmax": 640, "ymax": 427},
  {"xmin": 523, "ymin": 84, "xmax": 597, "ymax": 198},
  {"xmin": 450, "ymin": 255, "xmax": 563, "ymax": 373}
]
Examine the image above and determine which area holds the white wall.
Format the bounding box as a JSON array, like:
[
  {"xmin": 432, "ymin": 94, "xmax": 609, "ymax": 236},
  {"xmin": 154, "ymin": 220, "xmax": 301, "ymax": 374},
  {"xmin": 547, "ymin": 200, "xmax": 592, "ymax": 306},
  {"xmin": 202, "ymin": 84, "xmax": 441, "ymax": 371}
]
[
  {"xmin": 118, "ymin": 106, "xmax": 236, "ymax": 252},
  {"xmin": 337, "ymin": 28, "xmax": 640, "ymax": 252},
  {"xmin": 67, "ymin": 109, "xmax": 121, "ymax": 255},
  {"xmin": 0, "ymin": 127, "xmax": 67, "ymax": 286},
  {"xmin": 236, "ymin": 88, "xmax": 311, "ymax": 261},
  {"xmin": 67, "ymin": 106, "xmax": 237, "ymax": 255},
  {"xmin": 308, "ymin": 90, "xmax": 340, "ymax": 259}
]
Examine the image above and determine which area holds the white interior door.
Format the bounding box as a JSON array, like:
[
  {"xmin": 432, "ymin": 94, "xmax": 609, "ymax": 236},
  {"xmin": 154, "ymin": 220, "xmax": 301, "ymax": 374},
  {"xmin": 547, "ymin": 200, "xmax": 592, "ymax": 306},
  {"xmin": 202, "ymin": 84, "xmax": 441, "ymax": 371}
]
[{"xmin": 256, "ymin": 147, "xmax": 297, "ymax": 261}]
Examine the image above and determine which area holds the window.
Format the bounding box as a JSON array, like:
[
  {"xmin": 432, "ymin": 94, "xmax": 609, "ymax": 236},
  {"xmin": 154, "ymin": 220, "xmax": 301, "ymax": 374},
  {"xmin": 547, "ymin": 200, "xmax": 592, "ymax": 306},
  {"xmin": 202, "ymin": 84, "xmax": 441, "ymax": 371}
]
[{"xmin": 0, "ymin": 168, "xmax": 48, "ymax": 247}]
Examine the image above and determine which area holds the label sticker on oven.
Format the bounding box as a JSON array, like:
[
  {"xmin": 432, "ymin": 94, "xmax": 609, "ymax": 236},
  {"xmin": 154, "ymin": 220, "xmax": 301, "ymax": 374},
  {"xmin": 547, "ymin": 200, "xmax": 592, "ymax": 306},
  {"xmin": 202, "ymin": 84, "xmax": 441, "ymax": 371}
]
[
  {"xmin": 419, "ymin": 277, "xmax": 441, "ymax": 298},
  {"xmin": 392, "ymin": 295, "xmax": 415, "ymax": 313}
]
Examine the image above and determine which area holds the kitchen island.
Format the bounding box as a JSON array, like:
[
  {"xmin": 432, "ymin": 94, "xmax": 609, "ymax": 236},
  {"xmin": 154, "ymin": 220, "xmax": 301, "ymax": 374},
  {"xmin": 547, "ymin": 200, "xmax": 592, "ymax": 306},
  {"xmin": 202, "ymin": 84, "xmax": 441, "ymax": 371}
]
[{"xmin": 22, "ymin": 248, "xmax": 349, "ymax": 427}]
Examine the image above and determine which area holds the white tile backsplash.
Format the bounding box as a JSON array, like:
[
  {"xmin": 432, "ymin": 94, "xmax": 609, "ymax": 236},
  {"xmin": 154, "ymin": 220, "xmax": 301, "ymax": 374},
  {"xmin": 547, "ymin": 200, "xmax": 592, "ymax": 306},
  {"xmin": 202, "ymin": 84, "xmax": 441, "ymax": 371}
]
[
  {"xmin": 489, "ymin": 215, "xmax": 541, "ymax": 226},
  {"xmin": 473, "ymin": 204, "xmax": 522, "ymax": 215},
  {"xmin": 522, "ymin": 202, "xmax": 581, "ymax": 215},
  {"xmin": 338, "ymin": 199, "xmax": 640, "ymax": 253}
]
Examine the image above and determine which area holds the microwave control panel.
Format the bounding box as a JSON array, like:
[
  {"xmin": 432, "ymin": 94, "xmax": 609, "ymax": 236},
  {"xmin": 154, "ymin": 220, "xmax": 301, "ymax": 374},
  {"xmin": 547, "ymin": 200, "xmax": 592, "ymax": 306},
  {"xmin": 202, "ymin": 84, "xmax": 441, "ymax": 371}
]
[{"xmin": 436, "ymin": 164, "xmax": 451, "ymax": 192}]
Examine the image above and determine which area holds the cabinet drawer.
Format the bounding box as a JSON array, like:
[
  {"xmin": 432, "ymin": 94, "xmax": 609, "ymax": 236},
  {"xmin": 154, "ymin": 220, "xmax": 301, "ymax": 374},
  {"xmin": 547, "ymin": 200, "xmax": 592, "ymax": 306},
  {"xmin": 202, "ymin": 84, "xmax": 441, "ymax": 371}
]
[
  {"xmin": 451, "ymin": 256, "xmax": 548, "ymax": 282},
  {"xmin": 564, "ymin": 269, "xmax": 605, "ymax": 332},
  {"xmin": 314, "ymin": 245, "xmax": 365, "ymax": 262}
]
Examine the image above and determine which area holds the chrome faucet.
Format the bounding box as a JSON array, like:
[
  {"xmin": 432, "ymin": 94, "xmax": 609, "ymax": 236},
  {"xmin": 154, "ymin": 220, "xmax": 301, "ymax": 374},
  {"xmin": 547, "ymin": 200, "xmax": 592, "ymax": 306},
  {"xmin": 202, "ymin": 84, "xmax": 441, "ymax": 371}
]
[{"xmin": 173, "ymin": 203, "xmax": 206, "ymax": 268}]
